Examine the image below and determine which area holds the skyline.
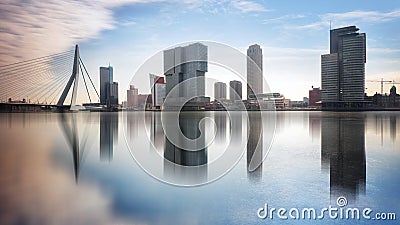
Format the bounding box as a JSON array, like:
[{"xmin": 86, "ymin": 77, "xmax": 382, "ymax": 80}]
[{"xmin": 1, "ymin": 1, "xmax": 400, "ymax": 101}]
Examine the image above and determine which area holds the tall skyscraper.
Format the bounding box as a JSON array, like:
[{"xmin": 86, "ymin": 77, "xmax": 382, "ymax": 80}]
[
  {"xmin": 229, "ymin": 80, "xmax": 242, "ymax": 101},
  {"xmin": 321, "ymin": 26, "xmax": 366, "ymax": 109},
  {"xmin": 100, "ymin": 66, "xmax": 113, "ymax": 105},
  {"xmin": 164, "ymin": 43, "xmax": 208, "ymax": 110},
  {"xmin": 247, "ymin": 44, "xmax": 263, "ymax": 99},
  {"xmin": 214, "ymin": 82, "xmax": 227, "ymax": 101},
  {"xmin": 109, "ymin": 82, "xmax": 119, "ymax": 106},
  {"xmin": 100, "ymin": 65, "xmax": 119, "ymax": 107}
]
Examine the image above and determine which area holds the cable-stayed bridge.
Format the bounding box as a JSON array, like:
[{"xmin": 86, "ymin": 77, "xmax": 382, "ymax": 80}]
[{"xmin": 0, "ymin": 45, "xmax": 99, "ymax": 112}]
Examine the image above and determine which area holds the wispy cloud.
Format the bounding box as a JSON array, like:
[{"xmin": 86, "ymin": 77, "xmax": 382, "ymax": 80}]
[
  {"xmin": 119, "ymin": 19, "xmax": 137, "ymax": 27},
  {"xmin": 262, "ymin": 14, "xmax": 305, "ymax": 24},
  {"xmin": 0, "ymin": 0, "xmax": 150, "ymax": 65},
  {"xmin": 289, "ymin": 9, "xmax": 400, "ymax": 30},
  {"xmin": 324, "ymin": 10, "xmax": 400, "ymax": 23},
  {"xmin": 0, "ymin": 0, "xmax": 272, "ymax": 65},
  {"xmin": 232, "ymin": 0, "xmax": 270, "ymax": 13},
  {"xmin": 368, "ymin": 48, "xmax": 400, "ymax": 54}
]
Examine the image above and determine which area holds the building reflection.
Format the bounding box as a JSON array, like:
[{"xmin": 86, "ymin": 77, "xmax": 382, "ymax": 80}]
[
  {"xmin": 321, "ymin": 114, "xmax": 366, "ymax": 202},
  {"xmin": 370, "ymin": 113, "xmax": 398, "ymax": 146},
  {"xmin": 230, "ymin": 112, "xmax": 242, "ymax": 143},
  {"xmin": 214, "ymin": 111, "xmax": 227, "ymax": 142},
  {"xmin": 151, "ymin": 112, "xmax": 164, "ymax": 152},
  {"xmin": 390, "ymin": 115, "xmax": 397, "ymax": 143},
  {"xmin": 163, "ymin": 112, "xmax": 207, "ymax": 183},
  {"xmin": 247, "ymin": 111, "xmax": 263, "ymax": 182},
  {"xmin": 308, "ymin": 112, "xmax": 321, "ymax": 142},
  {"xmin": 100, "ymin": 113, "xmax": 118, "ymax": 162}
]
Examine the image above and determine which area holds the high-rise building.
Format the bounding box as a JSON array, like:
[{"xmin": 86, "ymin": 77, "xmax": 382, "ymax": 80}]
[
  {"xmin": 247, "ymin": 44, "xmax": 263, "ymax": 99},
  {"xmin": 164, "ymin": 43, "xmax": 209, "ymax": 110},
  {"xmin": 150, "ymin": 74, "xmax": 166, "ymax": 109},
  {"xmin": 214, "ymin": 82, "xmax": 227, "ymax": 101},
  {"xmin": 127, "ymin": 85, "xmax": 138, "ymax": 108},
  {"xmin": 229, "ymin": 80, "xmax": 242, "ymax": 101},
  {"xmin": 100, "ymin": 66, "xmax": 113, "ymax": 105},
  {"xmin": 109, "ymin": 82, "xmax": 119, "ymax": 106},
  {"xmin": 321, "ymin": 26, "xmax": 366, "ymax": 109}
]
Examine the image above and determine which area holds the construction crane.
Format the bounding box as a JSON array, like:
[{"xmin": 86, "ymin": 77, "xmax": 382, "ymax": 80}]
[
  {"xmin": 391, "ymin": 81, "xmax": 400, "ymax": 89},
  {"xmin": 366, "ymin": 78, "xmax": 392, "ymax": 94}
]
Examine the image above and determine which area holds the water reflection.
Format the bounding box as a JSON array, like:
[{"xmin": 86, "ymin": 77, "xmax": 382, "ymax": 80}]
[
  {"xmin": 371, "ymin": 113, "xmax": 399, "ymax": 146},
  {"xmin": 247, "ymin": 112, "xmax": 263, "ymax": 182},
  {"xmin": 308, "ymin": 112, "xmax": 321, "ymax": 142},
  {"xmin": 59, "ymin": 113, "xmax": 81, "ymax": 183},
  {"xmin": 58, "ymin": 112, "xmax": 119, "ymax": 182},
  {"xmin": 100, "ymin": 113, "xmax": 118, "ymax": 162},
  {"xmin": 214, "ymin": 111, "xmax": 227, "ymax": 142},
  {"xmin": 390, "ymin": 115, "xmax": 396, "ymax": 143},
  {"xmin": 163, "ymin": 112, "xmax": 208, "ymax": 183},
  {"xmin": 150, "ymin": 112, "xmax": 164, "ymax": 152},
  {"xmin": 1, "ymin": 111, "xmax": 400, "ymax": 224},
  {"xmin": 320, "ymin": 114, "xmax": 366, "ymax": 202}
]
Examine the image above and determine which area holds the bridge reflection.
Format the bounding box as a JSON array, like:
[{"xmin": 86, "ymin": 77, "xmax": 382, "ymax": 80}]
[
  {"xmin": 59, "ymin": 113, "xmax": 81, "ymax": 183},
  {"xmin": 59, "ymin": 112, "xmax": 119, "ymax": 182}
]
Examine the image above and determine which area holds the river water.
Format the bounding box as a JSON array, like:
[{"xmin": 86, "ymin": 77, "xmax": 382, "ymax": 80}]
[{"xmin": 0, "ymin": 111, "xmax": 399, "ymax": 224}]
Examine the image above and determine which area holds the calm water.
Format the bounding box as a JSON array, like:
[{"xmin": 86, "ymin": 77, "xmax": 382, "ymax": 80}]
[{"xmin": 0, "ymin": 111, "xmax": 399, "ymax": 224}]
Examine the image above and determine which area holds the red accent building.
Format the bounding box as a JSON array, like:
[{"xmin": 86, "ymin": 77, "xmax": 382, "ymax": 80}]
[{"xmin": 309, "ymin": 86, "xmax": 321, "ymax": 106}]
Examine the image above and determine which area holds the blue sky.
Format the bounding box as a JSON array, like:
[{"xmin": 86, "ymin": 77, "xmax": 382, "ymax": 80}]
[{"xmin": 1, "ymin": 0, "xmax": 400, "ymax": 101}]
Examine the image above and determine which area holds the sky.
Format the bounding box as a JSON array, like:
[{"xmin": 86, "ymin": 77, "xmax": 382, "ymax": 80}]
[{"xmin": 1, "ymin": 0, "xmax": 400, "ymax": 102}]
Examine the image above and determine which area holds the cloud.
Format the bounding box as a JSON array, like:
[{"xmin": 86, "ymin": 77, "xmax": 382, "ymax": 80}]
[
  {"xmin": 0, "ymin": 0, "xmax": 169, "ymax": 65},
  {"xmin": 323, "ymin": 9, "xmax": 400, "ymax": 23},
  {"xmin": 262, "ymin": 14, "xmax": 305, "ymax": 24},
  {"xmin": 0, "ymin": 0, "xmax": 272, "ymax": 66},
  {"xmin": 289, "ymin": 9, "xmax": 400, "ymax": 30},
  {"xmin": 232, "ymin": 0, "xmax": 269, "ymax": 13},
  {"xmin": 368, "ymin": 48, "xmax": 400, "ymax": 54}
]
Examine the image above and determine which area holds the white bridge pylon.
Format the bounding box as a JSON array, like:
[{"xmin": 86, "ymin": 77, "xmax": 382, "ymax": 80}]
[{"xmin": 57, "ymin": 44, "xmax": 80, "ymax": 110}]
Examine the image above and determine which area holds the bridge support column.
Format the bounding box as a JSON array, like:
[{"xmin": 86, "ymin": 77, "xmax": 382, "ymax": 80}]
[{"xmin": 57, "ymin": 45, "xmax": 80, "ymax": 110}]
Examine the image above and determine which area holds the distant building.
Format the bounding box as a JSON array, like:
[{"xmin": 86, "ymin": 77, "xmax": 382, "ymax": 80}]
[
  {"xmin": 247, "ymin": 44, "xmax": 263, "ymax": 99},
  {"xmin": 164, "ymin": 42, "xmax": 209, "ymax": 110},
  {"xmin": 134, "ymin": 94, "xmax": 151, "ymax": 109},
  {"xmin": 253, "ymin": 93, "xmax": 286, "ymax": 109},
  {"xmin": 100, "ymin": 65, "xmax": 118, "ymax": 107},
  {"xmin": 291, "ymin": 100, "xmax": 308, "ymax": 108},
  {"xmin": 321, "ymin": 26, "xmax": 366, "ymax": 110},
  {"xmin": 126, "ymin": 85, "xmax": 138, "ymax": 108},
  {"xmin": 229, "ymin": 80, "xmax": 242, "ymax": 101},
  {"xmin": 150, "ymin": 74, "xmax": 166, "ymax": 109},
  {"xmin": 309, "ymin": 86, "xmax": 321, "ymax": 106},
  {"xmin": 214, "ymin": 82, "xmax": 227, "ymax": 101},
  {"xmin": 367, "ymin": 86, "xmax": 400, "ymax": 108},
  {"xmin": 303, "ymin": 97, "xmax": 309, "ymax": 104},
  {"xmin": 284, "ymin": 99, "xmax": 291, "ymax": 108}
]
